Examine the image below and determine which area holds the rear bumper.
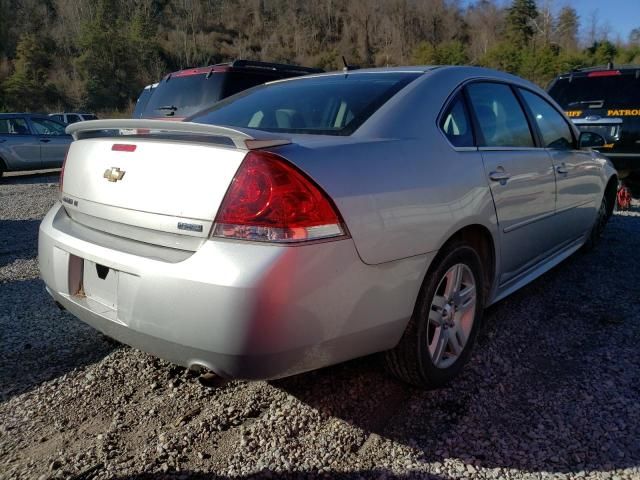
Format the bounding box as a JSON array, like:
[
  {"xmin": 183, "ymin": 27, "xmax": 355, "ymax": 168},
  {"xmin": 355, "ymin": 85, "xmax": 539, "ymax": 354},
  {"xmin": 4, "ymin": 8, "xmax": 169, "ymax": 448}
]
[{"xmin": 39, "ymin": 203, "xmax": 430, "ymax": 379}]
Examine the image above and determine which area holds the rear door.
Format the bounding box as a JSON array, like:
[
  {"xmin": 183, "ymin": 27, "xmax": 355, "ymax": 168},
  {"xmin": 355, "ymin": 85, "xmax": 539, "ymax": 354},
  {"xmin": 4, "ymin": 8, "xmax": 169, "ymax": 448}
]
[
  {"xmin": 0, "ymin": 116, "xmax": 41, "ymax": 170},
  {"xmin": 28, "ymin": 117, "xmax": 71, "ymax": 168},
  {"xmin": 466, "ymin": 82, "xmax": 557, "ymax": 284},
  {"xmin": 518, "ymin": 88, "xmax": 601, "ymax": 240}
]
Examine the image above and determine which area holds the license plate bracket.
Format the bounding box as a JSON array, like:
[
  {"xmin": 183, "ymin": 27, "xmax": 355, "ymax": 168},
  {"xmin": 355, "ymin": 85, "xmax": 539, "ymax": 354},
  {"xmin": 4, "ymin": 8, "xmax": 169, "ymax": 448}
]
[{"xmin": 82, "ymin": 260, "xmax": 118, "ymax": 309}]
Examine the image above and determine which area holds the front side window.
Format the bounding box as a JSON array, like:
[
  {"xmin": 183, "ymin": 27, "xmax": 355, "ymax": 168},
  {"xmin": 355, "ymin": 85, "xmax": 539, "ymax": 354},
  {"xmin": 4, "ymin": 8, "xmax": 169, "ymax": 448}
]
[
  {"xmin": 189, "ymin": 72, "xmax": 421, "ymax": 136},
  {"xmin": 30, "ymin": 118, "xmax": 66, "ymax": 136},
  {"xmin": 0, "ymin": 118, "xmax": 30, "ymax": 135},
  {"xmin": 440, "ymin": 93, "xmax": 474, "ymax": 147},
  {"xmin": 467, "ymin": 82, "xmax": 534, "ymax": 148},
  {"xmin": 520, "ymin": 89, "xmax": 574, "ymax": 149},
  {"xmin": 66, "ymin": 114, "xmax": 81, "ymax": 124}
]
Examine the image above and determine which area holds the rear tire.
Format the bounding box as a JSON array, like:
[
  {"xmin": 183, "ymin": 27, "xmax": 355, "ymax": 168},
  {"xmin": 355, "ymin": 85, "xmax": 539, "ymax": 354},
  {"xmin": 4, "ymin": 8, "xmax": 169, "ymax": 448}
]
[
  {"xmin": 583, "ymin": 194, "xmax": 609, "ymax": 251},
  {"xmin": 385, "ymin": 242, "xmax": 485, "ymax": 388}
]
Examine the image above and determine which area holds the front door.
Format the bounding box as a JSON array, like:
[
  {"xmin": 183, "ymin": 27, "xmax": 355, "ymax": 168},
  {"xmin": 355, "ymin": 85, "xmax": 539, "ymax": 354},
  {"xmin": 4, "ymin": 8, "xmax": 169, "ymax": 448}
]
[
  {"xmin": 466, "ymin": 82, "xmax": 557, "ymax": 284},
  {"xmin": 518, "ymin": 88, "xmax": 602, "ymax": 240},
  {"xmin": 28, "ymin": 117, "xmax": 71, "ymax": 168}
]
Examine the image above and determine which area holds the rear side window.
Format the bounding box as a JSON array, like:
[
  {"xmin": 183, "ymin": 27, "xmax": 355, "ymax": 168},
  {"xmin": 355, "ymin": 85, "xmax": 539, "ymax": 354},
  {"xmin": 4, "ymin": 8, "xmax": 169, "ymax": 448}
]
[
  {"xmin": 190, "ymin": 72, "xmax": 421, "ymax": 136},
  {"xmin": 144, "ymin": 74, "xmax": 225, "ymax": 118},
  {"xmin": 82, "ymin": 114, "xmax": 98, "ymax": 120},
  {"xmin": 467, "ymin": 82, "xmax": 534, "ymax": 148},
  {"xmin": 549, "ymin": 74, "xmax": 640, "ymax": 109},
  {"xmin": 440, "ymin": 94, "xmax": 474, "ymax": 147},
  {"xmin": 50, "ymin": 114, "xmax": 63, "ymax": 122},
  {"xmin": 0, "ymin": 118, "xmax": 29, "ymax": 135},
  {"xmin": 519, "ymin": 89, "xmax": 574, "ymax": 149}
]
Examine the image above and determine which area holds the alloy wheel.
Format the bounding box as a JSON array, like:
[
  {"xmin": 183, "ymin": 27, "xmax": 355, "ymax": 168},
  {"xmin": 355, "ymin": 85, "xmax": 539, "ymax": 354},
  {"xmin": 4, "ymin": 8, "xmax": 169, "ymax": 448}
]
[{"xmin": 427, "ymin": 263, "xmax": 477, "ymax": 369}]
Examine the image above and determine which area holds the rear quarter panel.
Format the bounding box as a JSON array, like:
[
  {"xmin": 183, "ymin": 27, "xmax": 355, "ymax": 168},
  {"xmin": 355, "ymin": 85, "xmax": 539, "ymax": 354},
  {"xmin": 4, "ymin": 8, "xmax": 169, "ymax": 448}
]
[
  {"xmin": 281, "ymin": 138, "xmax": 497, "ymax": 266},
  {"xmin": 277, "ymin": 68, "xmax": 502, "ymax": 268}
]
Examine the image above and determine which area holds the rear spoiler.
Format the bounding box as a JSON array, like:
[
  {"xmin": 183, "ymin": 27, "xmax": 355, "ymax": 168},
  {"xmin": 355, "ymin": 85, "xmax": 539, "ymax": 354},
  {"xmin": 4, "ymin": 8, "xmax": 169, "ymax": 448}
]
[{"xmin": 65, "ymin": 119, "xmax": 291, "ymax": 150}]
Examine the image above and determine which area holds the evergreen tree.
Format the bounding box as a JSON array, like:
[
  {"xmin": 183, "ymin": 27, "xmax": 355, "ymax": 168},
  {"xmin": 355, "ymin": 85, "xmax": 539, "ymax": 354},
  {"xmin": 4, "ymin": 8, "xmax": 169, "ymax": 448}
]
[
  {"xmin": 505, "ymin": 0, "xmax": 538, "ymax": 47},
  {"xmin": 77, "ymin": 0, "xmax": 138, "ymax": 110},
  {"xmin": 555, "ymin": 6, "xmax": 579, "ymax": 51},
  {"xmin": 2, "ymin": 33, "xmax": 59, "ymax": 111}
]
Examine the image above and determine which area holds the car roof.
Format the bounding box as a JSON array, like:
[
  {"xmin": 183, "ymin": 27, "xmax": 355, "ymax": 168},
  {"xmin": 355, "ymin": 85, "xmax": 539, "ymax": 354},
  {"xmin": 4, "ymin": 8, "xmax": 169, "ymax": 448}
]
[
  {"xmin": 49, "ymin": 112, "xmax": 93, "ymax": 115},
  {"xmin": 165, "ymin": 60, "xmax": 323, "ymax": 79},
  {"xmin": 0, "ymin": 113, "xmax": 52, "ymax": 119},
  {"xmin": 264, "ymin": 65, "xmax": 537, "ymax": 90},
  {"xmin": 554, "ymin": 64, "xmax": 640, "ymax": 79}
]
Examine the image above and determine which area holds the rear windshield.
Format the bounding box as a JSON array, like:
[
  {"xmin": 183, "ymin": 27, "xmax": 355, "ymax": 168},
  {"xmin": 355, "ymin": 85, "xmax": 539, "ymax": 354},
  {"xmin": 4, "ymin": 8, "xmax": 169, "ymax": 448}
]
[
  {"xmin": 133, "ymin": 87, "xmax": 155, "ymax": 118},
  {"xmin": 143, "ymin": 74, "xmax": 224, "ymax": 118},
  {"xmin": 189, "ymin": 72, "xmax": 421, "ymax": 135},
  {"xmin": 549, "ymin": 74, "xmax": 640, "ymax": 109}
]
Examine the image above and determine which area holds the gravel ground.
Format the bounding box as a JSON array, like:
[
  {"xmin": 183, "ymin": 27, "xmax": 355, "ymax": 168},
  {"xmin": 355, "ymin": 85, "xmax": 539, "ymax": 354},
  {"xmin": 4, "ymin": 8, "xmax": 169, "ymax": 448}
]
[{"xmin": 1, "ymin": 171, "xmax": 639, "ymax": 480}]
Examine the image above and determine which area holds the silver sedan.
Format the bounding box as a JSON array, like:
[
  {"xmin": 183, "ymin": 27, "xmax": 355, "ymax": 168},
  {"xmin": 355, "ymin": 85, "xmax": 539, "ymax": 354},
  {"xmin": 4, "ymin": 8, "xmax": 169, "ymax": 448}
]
[{"xmin": 38, "ymin": 66, "xmax": 617, "ymax": 387}]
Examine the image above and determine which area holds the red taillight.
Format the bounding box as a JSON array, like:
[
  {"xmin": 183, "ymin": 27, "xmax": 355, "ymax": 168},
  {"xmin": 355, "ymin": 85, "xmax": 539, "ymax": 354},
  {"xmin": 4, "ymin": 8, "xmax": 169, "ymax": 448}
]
[
  {"xmin": 587, "ymin": 70, "xmax": 621, "ymax": 77},
  {"xmin": 212, "ymin": 151, "xmax": 346, "ymax": 243},
  {"xmin": 59, "ymin": 150, "xmax": 68, "ymax": 192}
]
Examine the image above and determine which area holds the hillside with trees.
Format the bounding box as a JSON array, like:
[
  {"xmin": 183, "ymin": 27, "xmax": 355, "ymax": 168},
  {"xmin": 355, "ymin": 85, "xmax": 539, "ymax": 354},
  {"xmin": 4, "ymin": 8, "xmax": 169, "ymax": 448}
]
[{"xmin": 1, "ymin": 0, "xmax": 639, "ymax": 113}]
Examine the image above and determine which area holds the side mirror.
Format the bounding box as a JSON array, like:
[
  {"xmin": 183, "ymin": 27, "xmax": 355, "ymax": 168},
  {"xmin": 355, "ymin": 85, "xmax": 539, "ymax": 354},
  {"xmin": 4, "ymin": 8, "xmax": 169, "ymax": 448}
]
[{"xmin": 578, "ymin": 131, "xmax": 606, "ymax": 149}]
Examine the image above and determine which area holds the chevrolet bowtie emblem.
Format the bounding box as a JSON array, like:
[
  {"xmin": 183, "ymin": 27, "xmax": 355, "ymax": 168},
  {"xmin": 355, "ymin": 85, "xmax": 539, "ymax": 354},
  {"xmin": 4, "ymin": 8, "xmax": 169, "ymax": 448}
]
[{"xmin": 103, "ymin": 167, "xmax": 125, "ymax": 182}]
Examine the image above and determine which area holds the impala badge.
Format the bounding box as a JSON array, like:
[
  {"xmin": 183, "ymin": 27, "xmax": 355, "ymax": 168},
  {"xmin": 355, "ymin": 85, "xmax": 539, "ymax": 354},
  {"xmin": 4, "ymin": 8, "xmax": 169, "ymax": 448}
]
[{"xmin": 103, "ymin": 167, "xmax": 125, "ymax": 182}]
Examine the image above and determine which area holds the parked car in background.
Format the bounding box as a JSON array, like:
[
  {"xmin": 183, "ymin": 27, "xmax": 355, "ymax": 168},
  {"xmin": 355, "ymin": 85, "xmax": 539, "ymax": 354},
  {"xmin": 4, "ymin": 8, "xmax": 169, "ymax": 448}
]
[
  {"xmin": 132, "ymin": 83, "xmax": 158, "ymax": 119},
  {"xmin": 135, "ymin": 59, "xmax": 323, "ymax": 120},
  {"xmin": 49, "ymin": 112, "xmax": 98, "ymax": 124},
  {"xmin": 0, "ymin": 113, "xmax": 71, "ymax": 176},
  {"xmin": 39, "ymin": 67, "xmax": 617, "ymax": 388},
  {"xmin": 548, "ymin": 64, "xmax": 640, "ymax": 196}
]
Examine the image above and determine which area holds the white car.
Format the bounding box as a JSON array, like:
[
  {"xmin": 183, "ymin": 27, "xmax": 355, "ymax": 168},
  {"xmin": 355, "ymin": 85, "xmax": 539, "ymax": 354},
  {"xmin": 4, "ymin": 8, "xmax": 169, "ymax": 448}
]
[
  {"xmin": 39, "ymin": 67, "xmax": 617, "ymax": 387},
  {"xmin": 49, "ymin": 113, "xmax": 98, "ymax": 125}
]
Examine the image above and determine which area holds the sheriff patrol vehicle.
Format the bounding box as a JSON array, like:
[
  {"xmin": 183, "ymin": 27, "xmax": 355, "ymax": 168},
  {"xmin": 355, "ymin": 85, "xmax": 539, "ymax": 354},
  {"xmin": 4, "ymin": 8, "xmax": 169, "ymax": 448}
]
[{"xmin": 548, "ymin": 64, "xmax": 640, "ymax": 196}]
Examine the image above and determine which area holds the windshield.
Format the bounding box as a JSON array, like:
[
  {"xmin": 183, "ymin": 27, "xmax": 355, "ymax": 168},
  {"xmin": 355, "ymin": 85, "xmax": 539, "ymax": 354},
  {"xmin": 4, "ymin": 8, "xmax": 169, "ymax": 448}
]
[
  {"xmin": 143, "ymin": 74, "xmax": 224, "ymax": 118},
  {"xmin": 549, "ymin": 74, "xmax": 640, "ymax": 109},
  {"xmin": 189, "ymin": 72, "xmax": 421, "ymax": 135}
]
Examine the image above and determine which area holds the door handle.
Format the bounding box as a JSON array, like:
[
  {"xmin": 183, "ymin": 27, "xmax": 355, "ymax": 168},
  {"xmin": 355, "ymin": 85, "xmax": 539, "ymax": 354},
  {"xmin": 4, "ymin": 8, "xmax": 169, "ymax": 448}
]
[
  {"xmin": 40, "ymin": 138, "xmax": 51, "ymax": 143},
  {"xmin": 556, "ymin": 163, "xmax": 568, "ymax": 174},
  {"xmin": 0, "ymin": 139, "xmax": 5, "ymax": 143},
  {"xmin": 489, "ymin": 170, "xmax": 511, "ymax": 182}
]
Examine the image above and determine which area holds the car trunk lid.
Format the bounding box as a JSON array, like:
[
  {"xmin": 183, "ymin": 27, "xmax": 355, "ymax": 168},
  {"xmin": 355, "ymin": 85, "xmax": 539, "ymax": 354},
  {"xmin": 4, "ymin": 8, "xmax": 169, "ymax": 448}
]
[{"xmin": 61, "ymin": 120, "xmax": 290, "ymax": 249}]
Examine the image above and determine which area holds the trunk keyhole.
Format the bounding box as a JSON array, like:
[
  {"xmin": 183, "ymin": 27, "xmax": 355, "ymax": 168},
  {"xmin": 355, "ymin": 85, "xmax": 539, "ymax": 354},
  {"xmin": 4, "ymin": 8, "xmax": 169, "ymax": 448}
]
[{"xmin": 96, "ymin": 264, "xmax": 109, "ymax": 280}]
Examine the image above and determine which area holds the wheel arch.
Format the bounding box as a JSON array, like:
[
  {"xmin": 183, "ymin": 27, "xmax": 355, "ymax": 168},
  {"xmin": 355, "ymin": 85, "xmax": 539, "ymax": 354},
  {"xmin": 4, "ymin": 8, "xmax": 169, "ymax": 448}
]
[
  {"xmin": 604, "ymin": 174, "xmax": 618, "ymax": 217},
  {"xmin": 428, "ymin": 223, "xmax": 497, "ymax": 305}
]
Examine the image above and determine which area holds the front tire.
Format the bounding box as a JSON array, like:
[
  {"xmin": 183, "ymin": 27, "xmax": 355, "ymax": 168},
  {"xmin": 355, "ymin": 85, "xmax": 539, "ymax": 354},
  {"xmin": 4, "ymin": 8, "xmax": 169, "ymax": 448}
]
[
  {"xmin": 385, "ymin": 242, "xmax": 485, "ymax": 388},
  {"xmin": 583, "ymin": 194, "xmax": 609, "ymax": 251}
]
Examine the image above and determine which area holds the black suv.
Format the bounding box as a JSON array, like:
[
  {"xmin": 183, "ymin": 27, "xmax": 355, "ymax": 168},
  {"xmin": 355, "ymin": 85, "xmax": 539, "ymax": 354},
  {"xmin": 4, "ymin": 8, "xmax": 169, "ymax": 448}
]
[
  {"xmin": 133, "ymin": 60, "xmax": 323, "ymax": 121},
  {"xmin": 548, "ymin": 65, "xmax": 640, "ymax": 195}
]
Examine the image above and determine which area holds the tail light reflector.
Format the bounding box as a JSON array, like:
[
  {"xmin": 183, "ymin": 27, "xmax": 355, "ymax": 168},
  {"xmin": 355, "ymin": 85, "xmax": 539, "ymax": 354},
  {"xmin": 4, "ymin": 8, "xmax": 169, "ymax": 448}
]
[{"xmin": 212, "ymin": 151, "xmax": 347, "ymax": 243}]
